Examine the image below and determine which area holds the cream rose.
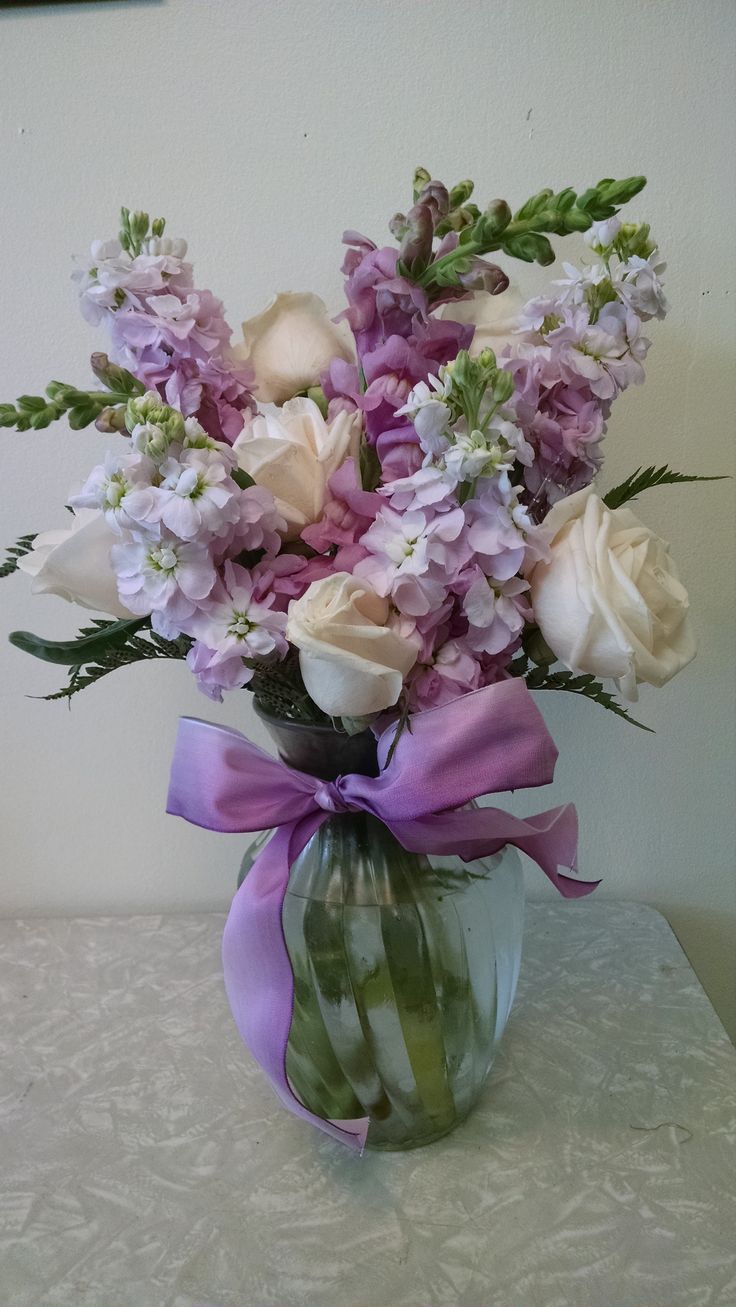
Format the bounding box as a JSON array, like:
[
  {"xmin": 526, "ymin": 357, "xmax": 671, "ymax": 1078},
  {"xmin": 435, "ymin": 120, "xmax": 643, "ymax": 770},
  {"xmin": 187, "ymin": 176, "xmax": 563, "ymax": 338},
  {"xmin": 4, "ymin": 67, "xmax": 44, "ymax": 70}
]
[
  {"xmin": 233, "ymin": 397, "xmax": 361, "ymax": 541},
  {"xmin": 286, "ymin": 573, "xmax": 418, "ymax": 717},
  {"xmin": 436, "ymin": 284, "xmax": 526, "ymax": 357},
  {"xmin": 529, "ymin": 487, "xmax": 696, "ymax": 700},
  {"xmin": 17, "ymin": 508, "xmax": 133, "ymax": 618},
  {"xmin": 234, "ymin": 291, "xmax": 354, "ymax": 404}
]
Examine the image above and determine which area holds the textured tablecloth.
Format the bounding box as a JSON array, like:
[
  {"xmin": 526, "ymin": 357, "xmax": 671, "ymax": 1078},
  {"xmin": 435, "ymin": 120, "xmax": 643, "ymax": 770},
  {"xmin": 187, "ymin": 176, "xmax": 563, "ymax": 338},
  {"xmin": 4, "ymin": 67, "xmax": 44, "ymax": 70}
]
[{"xmin": 1, "ymin": 902, "xmax": 734, "ymax": 1307}]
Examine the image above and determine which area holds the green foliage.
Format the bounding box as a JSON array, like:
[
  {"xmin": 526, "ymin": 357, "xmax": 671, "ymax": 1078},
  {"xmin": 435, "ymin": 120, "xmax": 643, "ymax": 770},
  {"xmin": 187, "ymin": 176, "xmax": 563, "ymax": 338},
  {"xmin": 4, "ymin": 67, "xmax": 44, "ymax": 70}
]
[
  {"xmin": 231, "ymin": 467, "xmax": 256, "ymax": 490},
  {"xmin": 415, "ymin": 174, "xmax": 648, "ymax": 298},
  {"xmin": 1, "ymin": 533, "xmax": 37, "ymax": 579},
  {"xmin": 603, "ymin": 464, "xmax": 728, "ymax": 511},
  {"xmin": 9, "ymin": 617, "xmax": 147, "ymax": 666},
  {"xmin": 359, "ymin": 440, "xmax": 382, "ymax": 492},
  {"xmin": 0, "ymin": 356, "xmax": 144, "ymax": 433},
  {"xmin": 509, "ymin": 652, "xmax": 653, "ymax": 731},
  {"xmin": 31, "ymin": 620, "xmax": 192, "ymax": 703},
  {"xmin": 249, "ymin": 650, "xmax": 331, "ymax": 725}
]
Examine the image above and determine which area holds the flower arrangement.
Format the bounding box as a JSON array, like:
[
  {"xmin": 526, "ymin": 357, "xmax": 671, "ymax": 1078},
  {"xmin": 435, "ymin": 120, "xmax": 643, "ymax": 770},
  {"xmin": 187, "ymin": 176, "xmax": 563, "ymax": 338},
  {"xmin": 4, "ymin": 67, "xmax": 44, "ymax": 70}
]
[
  {"xmin": 2, "ymin": 171, "xmax": 715, "ymax": 730},
  {"xmin": 2, "ymin": 170, "xmax": 723, "ymax": 1150},
  {"xmin": 2, "ymin": 172, "xmax": 717, "ymax": 732}
]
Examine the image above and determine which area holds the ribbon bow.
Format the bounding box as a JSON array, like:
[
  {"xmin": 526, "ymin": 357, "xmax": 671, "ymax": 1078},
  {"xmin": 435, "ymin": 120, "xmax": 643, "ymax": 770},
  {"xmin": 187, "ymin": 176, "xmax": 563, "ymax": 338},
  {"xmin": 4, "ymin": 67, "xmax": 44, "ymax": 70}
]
[{"xmin": 167, "ymin": 678, "xmax": 598, "ymax": 1149}]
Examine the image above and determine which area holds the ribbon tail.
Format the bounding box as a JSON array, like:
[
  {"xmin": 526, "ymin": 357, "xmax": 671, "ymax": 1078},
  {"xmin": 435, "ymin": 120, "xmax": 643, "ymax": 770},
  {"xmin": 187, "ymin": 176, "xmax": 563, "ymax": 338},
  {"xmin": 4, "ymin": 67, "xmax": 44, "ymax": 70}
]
[
  {"xmin": 222, "ymin": 815, "xmax": 370, "ymax": 1151},
  {"xmin": 388, "ymin": 803, "xmax": 599, "ymax": 899}
]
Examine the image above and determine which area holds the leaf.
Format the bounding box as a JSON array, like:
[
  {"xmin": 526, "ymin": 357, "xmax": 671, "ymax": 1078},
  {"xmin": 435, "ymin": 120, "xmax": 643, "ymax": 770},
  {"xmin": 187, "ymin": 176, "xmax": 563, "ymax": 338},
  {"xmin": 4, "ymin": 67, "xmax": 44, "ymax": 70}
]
[
  {"xmin": 359, "ymin": 440, "xmax": 382, "ymax": 492},
  {"xmin": 603, "ymin": 464, "xmax": 728, "ymax": 511},
  {"xmin": 509, "ymin": 658, "xmax": 654, "ymax": 731},
  {"xmin": 9, "ymin": 617, "xmax": 146, "ymax": 666},
  {"xmin": 39, "ymin": 623, "xmax": 192, "ymax": 701},
  {"xmin": 1, "ymin": 533, "xmax": 37, "ymax": 578},
  {"xmin": 231, "ymin": 467, "xmax": 255, "ymax": 490}
]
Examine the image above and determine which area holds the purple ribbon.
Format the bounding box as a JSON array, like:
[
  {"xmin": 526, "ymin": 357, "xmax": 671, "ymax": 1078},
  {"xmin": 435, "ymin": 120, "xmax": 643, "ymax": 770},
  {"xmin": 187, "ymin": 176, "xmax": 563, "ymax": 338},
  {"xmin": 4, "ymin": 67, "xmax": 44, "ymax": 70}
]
[{"xmin": 166, "ymin": 679, "xmax": 598, "ymax": 1150}]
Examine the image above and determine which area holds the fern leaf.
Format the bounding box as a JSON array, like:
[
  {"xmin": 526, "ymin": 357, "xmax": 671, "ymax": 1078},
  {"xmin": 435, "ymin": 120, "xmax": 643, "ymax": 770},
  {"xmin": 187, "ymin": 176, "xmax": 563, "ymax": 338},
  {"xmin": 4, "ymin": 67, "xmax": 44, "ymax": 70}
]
[
  {"xmin": 509, "ymin": 657, "xmax": 653, "ymax": 731},
  {"xmin": 38, "ymin": 625, "xmax": 192, "ymax": 702},
  {"xmin": 1, "ymin": 533, "xmax": 37, "ymax": 578},
  {"xmin": 603, "ymin": 465, "xmax": 727, "ymax": 511}
]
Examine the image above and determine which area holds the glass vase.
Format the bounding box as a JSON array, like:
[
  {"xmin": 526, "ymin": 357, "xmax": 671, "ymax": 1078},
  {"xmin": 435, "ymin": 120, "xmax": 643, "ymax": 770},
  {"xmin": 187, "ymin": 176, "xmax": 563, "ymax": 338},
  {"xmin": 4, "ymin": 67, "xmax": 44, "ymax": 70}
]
[{"xmin": 246, "ymin": 707, "xmax": 524, "ymax": 1152}]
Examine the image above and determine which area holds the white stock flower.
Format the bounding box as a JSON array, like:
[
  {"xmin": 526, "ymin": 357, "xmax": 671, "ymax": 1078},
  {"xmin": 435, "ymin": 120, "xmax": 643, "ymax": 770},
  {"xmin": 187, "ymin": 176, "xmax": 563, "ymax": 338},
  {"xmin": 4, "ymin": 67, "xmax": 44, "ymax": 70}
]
[
  {"xmin": 234, "ymin": 292, "xmax": 354, "ymax": 404},
  {"xmin": 286, "ymin": 572, "xmax": 418, "ymax": 717},
  {"xmin": 111, "ymin": 536, "xmax": 216, "ymax": 637},
  {"xmin": 529, "ymin": 487, "xmax": 696, "ymax": 701},
  {"xmin": 69, "ymin": 450, "xmax": 158, "ymax": 534},
  {"xmin": 155, "ymin": 449, "xmax": 241, "ymax": 540},
  {"xmin": 233, "ymin": 397, "xmax": 361, "ymax": 540},
  {"xmin": 17, "ymin": 509, "xmax": 133, "ymax": 617}
]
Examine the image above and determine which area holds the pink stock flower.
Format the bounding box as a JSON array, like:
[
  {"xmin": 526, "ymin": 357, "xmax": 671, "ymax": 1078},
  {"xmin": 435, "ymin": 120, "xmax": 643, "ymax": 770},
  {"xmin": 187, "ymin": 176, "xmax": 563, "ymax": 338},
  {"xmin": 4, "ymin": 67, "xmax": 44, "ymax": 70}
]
[
  {"xmin": 301, "ymin": 458, "xmax": 381, "ymax": 557},
  {"xmin": 461, "ymin": 570, "xmax": 532, "ymax": 655},
  {"xmin": 184, "ymin": 561, "xmax": 289, "ymax": 701},
  {"xmin": 355, "ymin": 505, "xmax": 470, "ymax": 616}
]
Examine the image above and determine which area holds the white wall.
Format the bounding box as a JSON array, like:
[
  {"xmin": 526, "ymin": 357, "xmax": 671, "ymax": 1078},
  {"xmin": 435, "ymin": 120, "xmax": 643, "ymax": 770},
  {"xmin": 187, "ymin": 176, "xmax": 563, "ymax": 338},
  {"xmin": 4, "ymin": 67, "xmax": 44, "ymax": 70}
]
[{"xmin": 1, "ymin": 0, "xmax": 734, "ymax": 1037}]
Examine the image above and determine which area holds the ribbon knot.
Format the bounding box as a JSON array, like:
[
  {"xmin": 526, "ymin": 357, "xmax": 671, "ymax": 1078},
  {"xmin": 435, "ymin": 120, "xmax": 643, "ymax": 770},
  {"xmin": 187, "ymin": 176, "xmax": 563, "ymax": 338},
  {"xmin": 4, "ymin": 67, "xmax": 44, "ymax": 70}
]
[
  {"xmin": 313, "ymin": 780, "xmax": 351, "ymax": 814},
  {"xmin": 167, "ymin": 678, "xmax": 599, "ymax": 1152}
]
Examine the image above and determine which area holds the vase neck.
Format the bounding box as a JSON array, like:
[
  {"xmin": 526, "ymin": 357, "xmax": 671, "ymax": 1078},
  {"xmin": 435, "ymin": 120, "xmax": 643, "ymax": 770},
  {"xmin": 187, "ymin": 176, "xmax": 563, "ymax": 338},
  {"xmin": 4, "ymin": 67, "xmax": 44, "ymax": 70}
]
[{"xmin": 255, "ymin": 708, "xmax": 379, "ymax": 781}]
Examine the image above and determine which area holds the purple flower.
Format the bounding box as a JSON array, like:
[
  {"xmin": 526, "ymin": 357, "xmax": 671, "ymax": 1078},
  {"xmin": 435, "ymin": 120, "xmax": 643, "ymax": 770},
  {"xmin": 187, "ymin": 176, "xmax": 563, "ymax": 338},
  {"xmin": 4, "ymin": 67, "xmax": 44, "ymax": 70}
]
[
  {"xmin": 546, "ymin": 304, "xmax": 649, "ymax": 400},
  {"xmin": 184, "ymin": 561, "xmax": 289, "ymax": 701},
  {"xmin": 339, "ymin": 234, "xmax": 428, "ymax": 354},
  {"xmin": 464, "ymin": 479, "xmax": 542, "ymax": 581},
  {"xmin": 301, "ymin": 458, "xmax": 381, "ymax": 557},
  {"xmin": 111, "ymin": 534, "xmax": 217, "ymax": 637},
  {"xmin": 407, "ymin": 636, "xmax": 483, "ymax": 711},
  {"xmin": 460, "ymin": 569, "xmax": 532, "ymax": 655},
  {"xmin": 355, "ymin": 504, "xmax": 470, "ymax": 616}
]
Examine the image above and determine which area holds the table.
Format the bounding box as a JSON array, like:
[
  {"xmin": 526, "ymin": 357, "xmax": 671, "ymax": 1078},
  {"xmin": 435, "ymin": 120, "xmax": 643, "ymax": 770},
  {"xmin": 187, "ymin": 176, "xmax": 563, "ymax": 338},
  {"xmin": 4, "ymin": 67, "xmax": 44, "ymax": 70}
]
[{"xmin": 1, "ymin": 903, "xmax": 734, "ymax": 1307}]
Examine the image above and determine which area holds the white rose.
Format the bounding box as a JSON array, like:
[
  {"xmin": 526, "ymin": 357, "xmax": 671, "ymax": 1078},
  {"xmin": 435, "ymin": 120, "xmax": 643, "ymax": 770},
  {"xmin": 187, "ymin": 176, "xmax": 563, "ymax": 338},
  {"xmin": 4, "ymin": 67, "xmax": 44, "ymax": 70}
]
[
  {"xmin": 436, "ymin": 285, "xmax": 526, "ymax": 357},
  {"xmin": 233, "ymin": 291, "xmax": 354, "ymax": 404},
  {"xmin": 17, "ymin": 508, "xmax": 133, "ymax": 618},
  {"xmin": 529, "ymin": 487, "xmax": 696, "ymax": 701},
  {"xmin": 286, "ymin": 573, "xmax": 418, "ymax": 717},
  {"xmin": 233, "ymin": 397, "xmax": 361, "ymax": 541}
]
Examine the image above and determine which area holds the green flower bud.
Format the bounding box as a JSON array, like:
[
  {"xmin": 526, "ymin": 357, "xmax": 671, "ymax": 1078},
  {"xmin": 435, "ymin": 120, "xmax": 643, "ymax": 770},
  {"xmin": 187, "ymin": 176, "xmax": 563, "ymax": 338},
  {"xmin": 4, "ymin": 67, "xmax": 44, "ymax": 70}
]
[
  {"xmin": 95, "ymin": 405, "xmax": 128, "ymax": 434},
  {"xmin": 449, "ymin": 179, "xmax": 474, "ymax": 208},
  {"xmin": 412, "ymin": 166, "xmax": 432, "ymax": 199},
  {"xmin": 125, "ymin": 391, "xmax": 185, "ymax": 441},
  {"xmin": 151, "ymin": 217, "xmax": 166, "ymax": 238},
  {"xmin": 478, "ymin": 348, "xmax": 497, "ymax": 371},
  {"xmin": 491, "ymin": 368, "xmax": 514, "ymax": 405},
  {"xmin": 482, "ymin": 199, "xmax": 512, "ymax": 236}
]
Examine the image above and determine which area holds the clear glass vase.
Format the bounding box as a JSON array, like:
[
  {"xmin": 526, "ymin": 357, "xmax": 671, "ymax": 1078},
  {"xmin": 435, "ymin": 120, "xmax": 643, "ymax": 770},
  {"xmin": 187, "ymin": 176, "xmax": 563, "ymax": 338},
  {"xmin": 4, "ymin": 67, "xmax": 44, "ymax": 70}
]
[{"xmin": 246, "ymin": 707, "xmax": 525, "ymax": 1151}]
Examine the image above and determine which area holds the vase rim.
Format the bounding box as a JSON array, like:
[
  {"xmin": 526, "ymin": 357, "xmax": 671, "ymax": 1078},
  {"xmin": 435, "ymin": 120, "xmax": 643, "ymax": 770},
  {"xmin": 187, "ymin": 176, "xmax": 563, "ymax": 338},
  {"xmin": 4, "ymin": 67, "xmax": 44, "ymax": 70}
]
[{"xmin": 253, "ymin": 699, "xmax": 370, "ymax": 740}]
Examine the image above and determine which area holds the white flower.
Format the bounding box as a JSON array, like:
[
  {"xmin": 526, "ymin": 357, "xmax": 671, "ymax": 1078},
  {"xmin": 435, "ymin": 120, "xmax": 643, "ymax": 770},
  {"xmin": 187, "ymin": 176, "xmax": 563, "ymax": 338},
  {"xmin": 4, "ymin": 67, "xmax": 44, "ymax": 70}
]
[
  {"xmin": 395, "ymin": 374, "xmax": 453, "ymax": 454},
  {"xmin": 286, "ymin": 572, "xmax": 418, "ymax": 717},
  {"xmin": 584, "ymin": 217, "xmax": 621, "ymax": 250},
  {"xmin": 553, "ymin": 261, "xmax": 610, "ymax": 308},
  {"xmin": 618, "ymin": 252, "xmax": 669, "ymax": 321},
  {"xmin": 17, "ymin": 509, "xmax": 133, "ymax": 617},
  {"xmin": 529, "ymin": 487, "xmax": 696, "ymax": 700},
  {"xmin": 155, "ymin": 449, "xmax": 241, "ymax": 540},
  {"xmin": 69, "ymin": 450, "xmax": 158, "ymax": 534},
  {"xmin": 435, "ymin": 285, "xmax": 527, "ymax": 357},
  {"xmin": 233, "ymin": 397, "xmax": 361, "ymax": 540},
  {"xmin": 233, "ymin": 292, "xmax": 354, "ymax": 404},
  {"xmin": 111, "ymin": 535, "xmax": 216, "ymax": 637}
]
